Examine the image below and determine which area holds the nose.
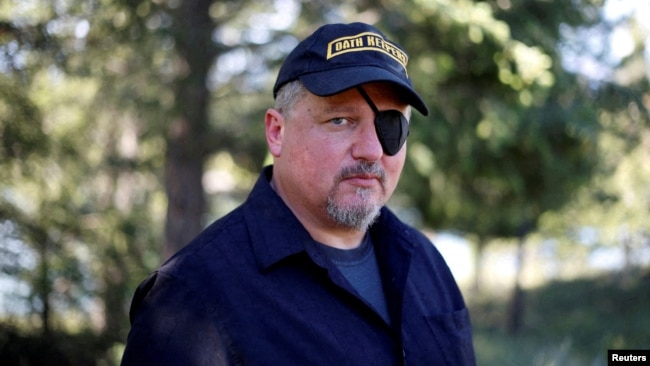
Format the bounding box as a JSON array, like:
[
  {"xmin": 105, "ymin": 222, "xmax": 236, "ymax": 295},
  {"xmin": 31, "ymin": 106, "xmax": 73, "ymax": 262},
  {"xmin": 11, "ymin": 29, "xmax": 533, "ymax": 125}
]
[{"xmin": 352, "ymin": 117, "xmax": 384, "ymax": 162}]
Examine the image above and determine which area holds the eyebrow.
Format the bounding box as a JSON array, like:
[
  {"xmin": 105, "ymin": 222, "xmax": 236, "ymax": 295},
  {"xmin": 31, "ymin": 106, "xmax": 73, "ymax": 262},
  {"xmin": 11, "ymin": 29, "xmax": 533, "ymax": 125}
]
[{"xmin": 321, "ymin": 103, "xmax": 359, "ymax": 115}]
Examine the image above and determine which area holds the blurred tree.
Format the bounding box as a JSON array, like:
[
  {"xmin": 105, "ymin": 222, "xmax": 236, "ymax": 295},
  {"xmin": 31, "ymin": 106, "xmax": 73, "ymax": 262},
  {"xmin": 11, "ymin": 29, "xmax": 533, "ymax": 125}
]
[
  {"xmin": 540, "ymin": 8, "xmax": 650, "ymax": 282},
  {"xmin": 0, "ymin": 0, "xmax": 166, "ymax": 355},
  {"xmin": 162, "ymin": 0, "xmax": 215, "ymax": 258}
]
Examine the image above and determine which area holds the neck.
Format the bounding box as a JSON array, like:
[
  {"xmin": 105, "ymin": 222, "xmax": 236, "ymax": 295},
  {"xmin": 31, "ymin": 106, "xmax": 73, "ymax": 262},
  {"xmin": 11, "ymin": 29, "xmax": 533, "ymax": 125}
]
[{"xmin": 306, "ymin": 224, "xmax": 367, "ymax": 250}]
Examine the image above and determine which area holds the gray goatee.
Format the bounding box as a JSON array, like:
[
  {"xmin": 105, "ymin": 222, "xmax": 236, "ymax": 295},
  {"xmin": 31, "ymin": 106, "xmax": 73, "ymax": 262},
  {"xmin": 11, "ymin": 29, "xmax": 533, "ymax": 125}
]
[{"xmin": 326, "ymin": 162, "xmax": 386, "ymax": 230}]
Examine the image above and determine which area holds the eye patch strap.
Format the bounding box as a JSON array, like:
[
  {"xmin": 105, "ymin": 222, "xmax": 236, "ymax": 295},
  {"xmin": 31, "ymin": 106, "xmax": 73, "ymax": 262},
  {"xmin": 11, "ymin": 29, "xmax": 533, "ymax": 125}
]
[
  {"xmin": 356, "ymin": 86, "xmax": 409, "ymax": 156},
  {"xmin": 357, "ymin": 86, "xmax": 380, "ymax": 113}
]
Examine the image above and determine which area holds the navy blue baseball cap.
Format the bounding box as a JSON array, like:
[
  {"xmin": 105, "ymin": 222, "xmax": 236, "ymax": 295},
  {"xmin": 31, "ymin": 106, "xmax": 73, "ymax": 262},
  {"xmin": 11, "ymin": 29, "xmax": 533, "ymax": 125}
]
[{"xmin": 273, "ymin": 22, "xmax": 429, "ymax": 116}]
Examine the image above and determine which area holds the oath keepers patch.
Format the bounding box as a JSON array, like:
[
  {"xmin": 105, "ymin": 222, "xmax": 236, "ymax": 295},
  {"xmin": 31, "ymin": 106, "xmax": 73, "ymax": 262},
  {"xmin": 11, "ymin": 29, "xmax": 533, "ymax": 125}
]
[{"xmin": 326, "ymin": 32, "xmax": 408, "ymax": 71}]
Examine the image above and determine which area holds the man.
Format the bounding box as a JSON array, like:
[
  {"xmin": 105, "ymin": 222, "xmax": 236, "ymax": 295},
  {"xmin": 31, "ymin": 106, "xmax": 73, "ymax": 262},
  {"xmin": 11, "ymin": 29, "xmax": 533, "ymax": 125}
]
[{"xmin": 122, "ymin": 22, "xmax": 475, "ymax": 365}]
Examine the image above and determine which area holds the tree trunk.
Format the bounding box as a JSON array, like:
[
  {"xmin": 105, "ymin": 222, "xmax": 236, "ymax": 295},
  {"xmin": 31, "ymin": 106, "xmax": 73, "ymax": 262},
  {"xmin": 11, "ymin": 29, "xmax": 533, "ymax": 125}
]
[
  {"xmin": 471, "ymin": 238, "xmax": 486, "ymax": 296},
  {"xmin": 506, "ymin": 278, "xmax": 524, "ymax": 334},
  {"xmin": 506, "ymin": 224, "xmax": 530, "ymax": 334},
  {"xmin": 164, "ymin": 129, "xmax": 205, "ymax": 259},
  {"xmin": 163, "ymin": 0, "xmax": 215, "ymax": 259},
  {"xmin": 37, "ymin": 239, "xmax": 51, "ymax": 338}
]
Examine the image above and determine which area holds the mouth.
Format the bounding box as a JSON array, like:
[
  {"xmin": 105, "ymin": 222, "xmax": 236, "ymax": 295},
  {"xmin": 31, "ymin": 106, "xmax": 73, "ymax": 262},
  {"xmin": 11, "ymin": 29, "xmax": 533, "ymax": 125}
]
[
  {"xmin": 337, "ymin": 163, "xmax": 386, "ymax": 189},
  {"xmin": 342, "ymin": 174, "xmax": 382, "ymax": 188}
]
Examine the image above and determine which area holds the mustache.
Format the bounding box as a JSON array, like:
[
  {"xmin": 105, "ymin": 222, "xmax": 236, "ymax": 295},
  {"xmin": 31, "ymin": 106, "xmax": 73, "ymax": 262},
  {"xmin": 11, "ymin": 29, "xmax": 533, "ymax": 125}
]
[{"xmin": 336, "ymin": 161, "xmax": 386, "ymax": 184}]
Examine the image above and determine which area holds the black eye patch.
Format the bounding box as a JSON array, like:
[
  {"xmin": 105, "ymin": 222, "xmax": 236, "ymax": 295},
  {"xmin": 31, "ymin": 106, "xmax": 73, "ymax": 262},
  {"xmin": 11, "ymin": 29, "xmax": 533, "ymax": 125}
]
[{"xmin": 357, "ymin": 87, "xmax": 410, "ymax": 156}]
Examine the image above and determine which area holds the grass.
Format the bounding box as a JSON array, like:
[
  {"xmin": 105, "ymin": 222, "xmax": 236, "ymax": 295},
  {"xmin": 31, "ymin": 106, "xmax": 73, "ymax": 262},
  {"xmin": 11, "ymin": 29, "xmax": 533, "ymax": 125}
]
[{"xmin": 470, "ymin": 270, "xmax": 650, "ymax": 365}]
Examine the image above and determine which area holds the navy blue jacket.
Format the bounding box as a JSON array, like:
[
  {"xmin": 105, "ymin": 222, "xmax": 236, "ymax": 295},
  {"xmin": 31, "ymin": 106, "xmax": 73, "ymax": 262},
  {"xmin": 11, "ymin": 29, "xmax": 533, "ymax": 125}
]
[{"xmin": 121, "ymin": 167, "xmax": 475, "ymax": 365}]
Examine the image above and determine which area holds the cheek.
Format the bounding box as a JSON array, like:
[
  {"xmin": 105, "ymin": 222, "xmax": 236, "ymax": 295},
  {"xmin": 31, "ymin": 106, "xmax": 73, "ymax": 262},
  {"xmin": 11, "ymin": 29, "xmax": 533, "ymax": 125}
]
[
  {"xmin": 294, "ymin": 128, "xmax": 345, "ymax": 163},
  {"xmin": 303, "ymin": 145, "xmax": 342, "ymax": 179},
  {"xmin": 286, "ymin": 133, "xmax": 340, "ymax": 178}
]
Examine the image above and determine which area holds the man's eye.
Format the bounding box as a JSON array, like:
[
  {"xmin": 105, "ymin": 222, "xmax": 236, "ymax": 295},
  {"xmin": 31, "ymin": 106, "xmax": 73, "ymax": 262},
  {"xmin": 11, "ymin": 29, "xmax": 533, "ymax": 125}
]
[{"xmin": 330, "ymin": 117, "xmax": 349, "ymax": 126}]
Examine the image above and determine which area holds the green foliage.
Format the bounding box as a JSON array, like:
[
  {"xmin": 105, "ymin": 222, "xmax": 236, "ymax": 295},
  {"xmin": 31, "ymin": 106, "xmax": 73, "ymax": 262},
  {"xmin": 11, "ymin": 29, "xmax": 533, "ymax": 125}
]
[
  {"xmin": 0, "ymin": 0, "xmax": 165, "ymax": 344},
  {"xmin": 0, "ymin": 77, "xmax": 48, "ymax": 160},
  {"xmin": 472, "ymin": 272, "xmax": 650, "ymax": 365},
  {"xmin": 387, "ymin": 0, "xmax": 605, "ymax": 240}
]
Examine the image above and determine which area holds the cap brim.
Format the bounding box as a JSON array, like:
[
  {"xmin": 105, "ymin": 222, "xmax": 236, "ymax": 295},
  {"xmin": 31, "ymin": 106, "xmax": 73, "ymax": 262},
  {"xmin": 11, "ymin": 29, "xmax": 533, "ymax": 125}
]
[{"xmin": 299, "ymin": 66, "xmax": 429, "ymax": 116}]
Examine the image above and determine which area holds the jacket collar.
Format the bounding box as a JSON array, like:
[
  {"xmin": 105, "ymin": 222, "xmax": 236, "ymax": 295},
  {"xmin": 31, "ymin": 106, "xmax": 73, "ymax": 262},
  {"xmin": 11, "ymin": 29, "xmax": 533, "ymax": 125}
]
[
  {"xmin": 244, "ymin": 166, "xmax": 416, "ymax": 276},
  {"xmin": 242, "ymin": 166, "xmax": 313, "ymax": 271}
]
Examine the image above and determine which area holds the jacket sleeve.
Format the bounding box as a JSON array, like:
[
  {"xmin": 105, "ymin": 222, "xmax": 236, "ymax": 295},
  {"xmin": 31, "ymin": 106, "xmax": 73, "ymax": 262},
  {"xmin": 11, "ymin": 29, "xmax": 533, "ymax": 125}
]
[{"xmin": 120, "ymin": 271, "xmax": 233, "ymax": 366}]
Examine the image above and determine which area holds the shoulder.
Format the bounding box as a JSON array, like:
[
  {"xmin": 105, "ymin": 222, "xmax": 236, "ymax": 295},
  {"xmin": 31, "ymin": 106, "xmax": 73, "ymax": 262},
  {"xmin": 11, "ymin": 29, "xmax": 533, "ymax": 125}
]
[
  {"xmin": 159, "ymin": 204, "xmax": 253, "ymax": 284},
  {"xmin": 374, "ymin": 207, "xmax": 457, "ymax": 281},
  {"xmin": 374, "ymin": 207, "xmax": 434, "ymax": 250},
  {"xmin": 129, "ymin": 204, "xmax": 256, "ymax": 320}
]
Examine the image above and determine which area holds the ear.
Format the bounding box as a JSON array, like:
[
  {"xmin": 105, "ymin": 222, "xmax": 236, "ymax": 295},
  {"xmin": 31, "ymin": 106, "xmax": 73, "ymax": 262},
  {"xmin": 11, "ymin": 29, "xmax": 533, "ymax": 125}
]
[{"xmin": 265, "ymin": 108, "xmax": 284, "ymax": 157}]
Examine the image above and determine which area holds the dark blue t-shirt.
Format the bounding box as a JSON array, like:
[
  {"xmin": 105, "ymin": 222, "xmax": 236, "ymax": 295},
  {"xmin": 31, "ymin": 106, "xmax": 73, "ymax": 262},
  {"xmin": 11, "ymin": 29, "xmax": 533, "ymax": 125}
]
[{"xmin": 317, "ymin": 234, "xmax": 391, "ymax": 325}]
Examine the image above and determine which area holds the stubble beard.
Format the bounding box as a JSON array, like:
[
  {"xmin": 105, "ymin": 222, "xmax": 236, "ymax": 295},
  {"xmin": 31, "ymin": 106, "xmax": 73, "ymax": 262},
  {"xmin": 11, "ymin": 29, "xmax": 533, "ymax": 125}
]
[{"xmin": 325, "ymin": 162, "xmax": 386, "ymax": 231}]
